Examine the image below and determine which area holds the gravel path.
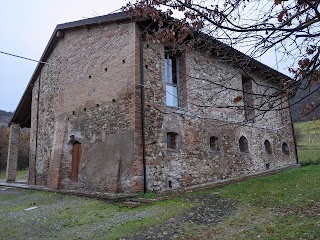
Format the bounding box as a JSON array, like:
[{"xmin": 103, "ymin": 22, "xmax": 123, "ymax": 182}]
[
  {"xmin": 125, "ymin": 193, "xmax": 238, "ymax": 240},
  {"xmin": 0, "ymin": 186, "xmax": 237, "ymax": 240}
]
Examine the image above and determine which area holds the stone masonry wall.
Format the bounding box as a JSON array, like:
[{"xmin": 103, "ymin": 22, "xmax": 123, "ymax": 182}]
[
  {"xmin": 143, "ymin": 42, "xmax": 297, "ymax": 192},
  {"xmin": 29, "ymin": 21, "xmax": 143, "ymax": 192},
  {"xmin": 28, "ymin": 19, "xmax": 296, "ymax": 193}
]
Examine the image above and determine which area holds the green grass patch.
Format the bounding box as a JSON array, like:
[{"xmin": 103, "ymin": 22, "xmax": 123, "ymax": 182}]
[
  {"xmin": 190, "ymin": 165, "xmax": 320, "ymax": 240},
  {"xmin": 0, "ymin": 187, "xmax": 191, "ymax": 240},
  {"xmin": 1, "ymin": 166, "xmax": 320, "ymax": 239},
  {"xmin": 0, "ymin": 169, "xmax": 29, "ymax": 181},
  {"xmin": 295, "ymin": 119, "xmax": 320, "ymax": 132},
  {"xmin": 221, "ymin": 165, "xmax": 320, "ymax": 208},
  {"xmin": 297, "ymin": 149, "xmax": 320, "ymax": 162},
  {"xmin": 299, "ymin": 158, "xmax": 320, "ymax": 166},
  {"xmin": 294, "ymin": 120, "xmax": 320, "ymax": 163},
  {"xmin": 16, "ymin": 169, "xmax": 29, "ymax": 180},
  {"xmin": 137, "ymin": 191, "xmax": 157, "ymax": 198},
  {"xmin": 0, "ymin": 171, "xmax": 5, "ymax": 180},
  {"xmin": 103, "ymin": 198, "xmax": 191, "ymax": 240}
]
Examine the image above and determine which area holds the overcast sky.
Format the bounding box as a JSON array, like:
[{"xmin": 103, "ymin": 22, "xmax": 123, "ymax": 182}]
[{"xmin": 0, "ymin": 1, "xmax": 290, "ymax": 112}]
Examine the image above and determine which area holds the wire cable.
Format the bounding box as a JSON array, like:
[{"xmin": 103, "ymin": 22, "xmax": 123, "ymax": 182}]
[{"xmin": 0, "ymin": 50, "xmax": 51, "ymax": 65}]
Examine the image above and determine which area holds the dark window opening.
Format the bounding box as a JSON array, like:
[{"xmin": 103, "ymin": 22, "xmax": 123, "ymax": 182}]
[
  {"xmin": 282, "ymin": 142, "xmax": 290, "ymax": 155},
  {"xmin": 168, "ymin": 181, "xmax": 172, "ymax": 188},
  {"xmin": 264, "ymin": 140, "xmax": 272, "ymax": 155},
  {"xmin": 167, "ymin": 132, "xmax": 178, "ymax": 149},
  {"xmin": 209, "ymin": 136, "xmax": 219, "ymax": 151},
  {"xmin": 239, "ymin": 136, "xmax": 249, "ymax": 153},
  {"xmin": 266, "ymin": 163, "xmax": 270, "ymax": 170},
  {"xmin": 242, "ymin": 76, "xmax": 255, "ymax": 121},
  {"xmin": 165, "ymin": 54, "xmax": 179, "ymax": 107}
]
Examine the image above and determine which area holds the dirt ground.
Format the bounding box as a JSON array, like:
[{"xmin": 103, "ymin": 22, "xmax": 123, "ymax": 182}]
[
  {"xmin": 126, "ymin": 193, "xmax": 237, "ymax": 240},
  {"xmin": 0, "ymin": 186, "xmax": 237, "ymax": 240}
]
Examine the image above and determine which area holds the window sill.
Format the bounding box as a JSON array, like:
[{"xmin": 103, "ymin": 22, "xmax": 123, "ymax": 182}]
[
  {"xmin": 165, "ymin": 148, "xmax": 180, "ymax": 155},
  {"xmin": 239, "ymin": 152, "xmax": 249, "ymax": 155},
  {"xmin": 165, "ymin": 106, "xmax": 188, "ymax": 113},
  {"xmin": 208, "ymin": 149, "xmax": 221, "ymax": 157}
]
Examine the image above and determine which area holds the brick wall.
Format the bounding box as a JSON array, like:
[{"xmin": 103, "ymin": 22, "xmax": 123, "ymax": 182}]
[{"xmin": 29, "ymin": 21, "xmax": 144, "ymax": 192}]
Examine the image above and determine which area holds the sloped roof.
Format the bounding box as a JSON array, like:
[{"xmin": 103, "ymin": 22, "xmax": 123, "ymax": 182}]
[{"xmin": 10, "ymin": 11, "xmax": 290, "ymax": 128}]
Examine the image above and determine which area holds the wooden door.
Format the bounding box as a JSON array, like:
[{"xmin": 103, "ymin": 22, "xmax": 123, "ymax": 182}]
[{"xmin": 71, "ymin": 142, "xmax": 82, "ymax": 182}]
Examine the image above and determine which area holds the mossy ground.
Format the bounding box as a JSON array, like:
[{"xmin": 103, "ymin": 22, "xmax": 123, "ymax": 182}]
[
  {"xmin": 1, "ymin": 165, "xmax": 320, "ymax": 239},
  {"xmin": 182, "ymin": 165, "xmax": 320, "ymax": 240}
]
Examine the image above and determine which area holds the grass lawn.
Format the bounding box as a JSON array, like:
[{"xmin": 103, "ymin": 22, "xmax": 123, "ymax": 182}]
[
  {"xmin": 1, "ymin": 165, "xmax": 320, "ymax": 239},
  {"xmin": 0, "ymin": 188, "xmax": 191, "ymax": 240},
  {"xmin": 184, "ymin": 165, "xmax": 320, "ymax": 240},
  {"xmin": 294, "ymin": 119, "xmax": 320, "ymax": 163},
  {"xmin": 0, "ymin": 169, "xmax": 28, "ymax": 181}
]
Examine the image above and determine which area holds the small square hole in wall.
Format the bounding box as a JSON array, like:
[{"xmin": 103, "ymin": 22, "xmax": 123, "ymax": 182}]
[
  {"xmin": 96, "ymin": 104, "xmax": 99, "ymax": 107},
  {"xmin": 84, "ymin": 108, "xmax": 86, "ymax": 111},
  {"xmin": 146, "ymin": 44, "xmax": 149, "ymax": 48},
  {"xmin": 122, "ymin": 60, "xmax": 125, "ymax": 64},
  {"xmin": 105, "ymin": 68, "xmax": 107, "ymax": 72},
  {"xmin": 72, "ymin": 111, "xmax": 75, "ymax": 115},
  {"xmin": 266, "ymin": 163, "xmax": 270, "ymax": 170},
  {"xmin": 89, "ymin": 75, "xmax": 92, "ymax": 79},
  {"xmin": 168, "ymin": 181, "xmax": 172, "ymax": 188},
  {"xmin": 209, "ymin": 136, "xmax": 219, "ymax": 151},
  {"xmin": 145, "ymin": 65, "xmax": 148, "ymax": 69}
]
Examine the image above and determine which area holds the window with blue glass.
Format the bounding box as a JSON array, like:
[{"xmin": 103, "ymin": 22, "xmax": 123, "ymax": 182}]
[{"xmin": 164, "ymin": 54, "xmax": 179, "ymax": 107}]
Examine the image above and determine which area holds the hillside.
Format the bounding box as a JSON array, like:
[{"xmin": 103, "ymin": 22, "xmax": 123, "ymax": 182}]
[
  {"xmin": 290, "ymin": 81, "xmax": 320, "ymax": 122},
  {"xmin": 294, "ymin": 119, "xmax": 320, "ymax": 162},
  {"xmin": 0, "ymin": 110, "xmax": 13, "ymax": 126}
]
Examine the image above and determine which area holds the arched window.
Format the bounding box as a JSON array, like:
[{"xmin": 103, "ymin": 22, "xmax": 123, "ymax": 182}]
[
  {"xmin": 167, "ymin": 132, "xmax": 178, "ymax": 149},
  {"xmin": 209, "ymin": 136, "xmax": 219, "ymax": 151},
  {"xmin": 282, "ymin": 142, "xmax": 289, "ymax": 155},
  {"xmin": 264, "ymin": 140, "xmax": 272, "ymax": 155},
  {"xmin": 71, "ymin": 141, "xmax": 82, "ymax": 182},
  {"xmin": 239, "ymin": 136, "xmax": 249, "ymax": 153}
]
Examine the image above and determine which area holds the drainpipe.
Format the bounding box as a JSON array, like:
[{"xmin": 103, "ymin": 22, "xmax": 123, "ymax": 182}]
[
  {"xmin": 288, "ymin": 99, "xmax": 299, "ymax": 164},
  {"xmin": 140, "ymin": 33, "xmax": 147, "ymax": 193}
]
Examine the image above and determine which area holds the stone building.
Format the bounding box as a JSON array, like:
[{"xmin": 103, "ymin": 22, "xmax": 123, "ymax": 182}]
[{"xmin": 7, "ymin": 12, "xmax": 297, "ymax": 193}]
